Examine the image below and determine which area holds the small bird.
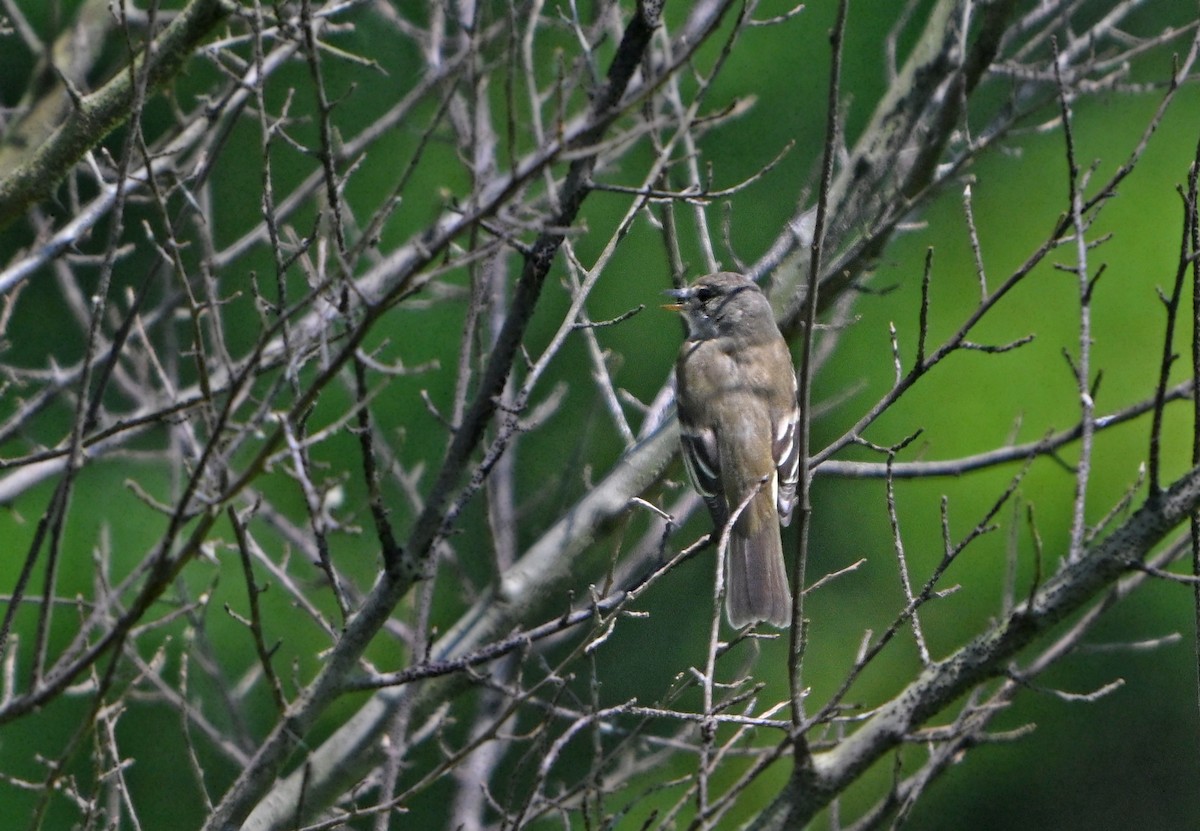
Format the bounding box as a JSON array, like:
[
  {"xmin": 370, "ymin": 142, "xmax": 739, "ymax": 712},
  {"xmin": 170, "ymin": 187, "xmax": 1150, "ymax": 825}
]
[{"xmin": 664, "ymin": 272, "xmax": 799, "ymax": 628}]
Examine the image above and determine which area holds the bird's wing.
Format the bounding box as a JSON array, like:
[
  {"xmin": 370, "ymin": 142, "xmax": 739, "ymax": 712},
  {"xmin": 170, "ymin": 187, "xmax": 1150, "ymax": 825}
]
[{"xmin": 680, "ymin": 424, "xmax": 727, "ymax": 526}]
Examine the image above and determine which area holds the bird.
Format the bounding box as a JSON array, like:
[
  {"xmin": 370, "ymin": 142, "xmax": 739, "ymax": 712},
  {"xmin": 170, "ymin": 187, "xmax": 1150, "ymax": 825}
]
[{"xmin": 664, "ymin": 272, "xmax": 799, "ymax": 628}]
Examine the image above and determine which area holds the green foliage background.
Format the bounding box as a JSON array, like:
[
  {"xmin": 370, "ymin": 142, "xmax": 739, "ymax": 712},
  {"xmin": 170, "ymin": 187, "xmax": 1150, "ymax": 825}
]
[{"xmin": 1, "ymin": 0, "xmax": 1199, "ymax": 828}]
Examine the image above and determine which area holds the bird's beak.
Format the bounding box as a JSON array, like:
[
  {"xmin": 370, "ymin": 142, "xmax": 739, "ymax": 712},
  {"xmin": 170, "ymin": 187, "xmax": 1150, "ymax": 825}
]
[{"xmin": 661, "ymin": 287, "xmax": 689, "ymax": 312}]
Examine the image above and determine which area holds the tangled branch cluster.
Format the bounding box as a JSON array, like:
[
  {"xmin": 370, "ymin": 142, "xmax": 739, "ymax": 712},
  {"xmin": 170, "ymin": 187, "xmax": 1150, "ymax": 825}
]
[{"xmin": 1, "ymin": 1, "xmax": 1198, "ymax": 829}]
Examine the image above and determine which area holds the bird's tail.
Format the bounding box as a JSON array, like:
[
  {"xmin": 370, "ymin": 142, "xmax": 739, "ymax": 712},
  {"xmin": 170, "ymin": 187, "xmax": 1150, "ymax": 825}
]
[{"xmin": 725, "ymin": 491, "xmax": 792, "ymax": 629}]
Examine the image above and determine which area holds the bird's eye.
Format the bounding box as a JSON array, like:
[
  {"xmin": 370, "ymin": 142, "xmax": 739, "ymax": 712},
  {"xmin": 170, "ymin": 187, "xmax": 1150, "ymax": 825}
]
[{"xmin": 695, "ymin": 286, "xmax": 718, "ymax": 302}]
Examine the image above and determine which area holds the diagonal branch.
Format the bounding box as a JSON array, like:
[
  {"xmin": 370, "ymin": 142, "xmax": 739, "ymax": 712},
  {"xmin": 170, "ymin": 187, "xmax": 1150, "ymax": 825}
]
[
  {"xmin": 753, "ymin": 462, "xmax": 1200, "ymax": 828},
  {"xmin": 0, "ymin": 0, "xmax": 231, "ymax": 228},
  {"xmin": 202, "ymin": 3, "xmax": 669, "ymax": 827}
]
